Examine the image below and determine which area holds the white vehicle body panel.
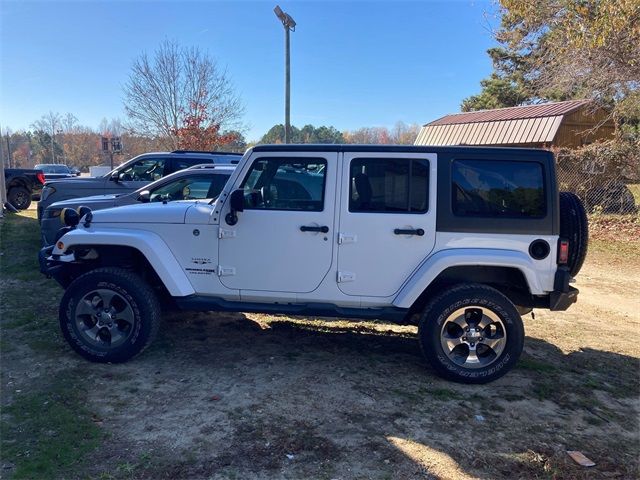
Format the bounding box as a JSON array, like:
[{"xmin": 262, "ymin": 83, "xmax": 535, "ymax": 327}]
[
  {"xmin": 392, "ymin": 233, "xmax": 558, "ymax": 309},
  {"xmin": 90, "ymin": 201, "xmax": 192, "ymax": 224},
  {"xmin": 337, "ymin": 151, "xmax": 438, "ymax": 297},
  {"xmin": 53, "ymin": 227, "xmax": 195, "ymax": 297}
]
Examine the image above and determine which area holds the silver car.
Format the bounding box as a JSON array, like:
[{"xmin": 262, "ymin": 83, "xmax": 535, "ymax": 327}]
[{"xmin": 40, "ymin": 164, "xmax": 234, "ymax": 245}]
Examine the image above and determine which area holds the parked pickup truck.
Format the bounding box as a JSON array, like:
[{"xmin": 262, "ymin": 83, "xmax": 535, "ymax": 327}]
[
  {"xmin": 40, "ymin": 145, "xmax": 588, "ymax": 384},
  {"xmin": 35, "ymin": 164, "xmax": 77, "ymax": 180},
  {"xmin": 37, "ymin": 150, "xmax": 241, "ymax": 220},
  {"xmin": 4, "ymin": 168, "xmax": 46, "ymax": 209}
]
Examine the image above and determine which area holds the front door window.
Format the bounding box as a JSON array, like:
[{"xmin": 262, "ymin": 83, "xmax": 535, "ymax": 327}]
[{"xmin": 240, "ymin": 157, "xmax": 327, "ymax": 211}]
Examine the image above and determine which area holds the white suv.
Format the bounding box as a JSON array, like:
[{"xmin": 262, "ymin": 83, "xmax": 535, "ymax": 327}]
[{"xmin": 40, "ymin": 145, "xmax": 588, "ymax": 383}]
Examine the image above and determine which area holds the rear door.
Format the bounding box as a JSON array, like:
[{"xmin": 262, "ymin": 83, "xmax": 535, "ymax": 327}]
[{"xmin": 337, "ymin": 152, "xmax": 437, "ymax": 297}]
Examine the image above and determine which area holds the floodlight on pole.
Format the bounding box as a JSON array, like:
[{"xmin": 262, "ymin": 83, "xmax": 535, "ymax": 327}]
[{"xmin": 274, "ymin": 5, "xmax": 296, "ymax": 143}]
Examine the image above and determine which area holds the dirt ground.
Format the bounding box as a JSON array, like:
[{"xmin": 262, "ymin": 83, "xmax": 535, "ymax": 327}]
[{"xmin": 1, "ymin": 209, "xmax": 639, "ymax": 479}]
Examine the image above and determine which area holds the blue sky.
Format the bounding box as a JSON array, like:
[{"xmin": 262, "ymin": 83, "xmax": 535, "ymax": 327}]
[{"xmin": 0, "ymin": 0, "xmax": 498, "ymax": 141}]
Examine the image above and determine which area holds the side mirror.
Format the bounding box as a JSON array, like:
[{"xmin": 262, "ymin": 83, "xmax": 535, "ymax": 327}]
[
  {"xmin": 110, "ymin": 171, "xmax": 120, "ymax": 182},
  {"xmin": 225, "ymin": 189, "xmax": 245, "ymax": 225},
  {"xmin": 138, "ymin": 190, "xmax": 150, "ymax": 203},
  {"xmin": 230, "ymin": 189, "xmax": 244, "ymax": 213}
]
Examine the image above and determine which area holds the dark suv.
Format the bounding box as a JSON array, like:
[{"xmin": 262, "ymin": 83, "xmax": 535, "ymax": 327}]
[{"xmin": 37, "ymin": 150, "xmax": 241, "ymax": 220}]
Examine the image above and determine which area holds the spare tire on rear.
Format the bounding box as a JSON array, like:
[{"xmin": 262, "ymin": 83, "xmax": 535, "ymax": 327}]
[{"xmin": 559, "ymin": 192, "xmax": 589, "ymax": 276}]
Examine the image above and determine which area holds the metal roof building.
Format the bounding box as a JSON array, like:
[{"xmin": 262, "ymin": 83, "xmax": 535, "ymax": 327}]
[{"xmin": 415, "ymin": 100, "xmax": 614, "ymax": 148}]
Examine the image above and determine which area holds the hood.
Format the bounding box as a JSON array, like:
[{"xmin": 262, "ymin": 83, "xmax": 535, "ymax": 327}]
[
  {"xmin": 48, "ymin": 194, "xmax": 122, "ymax": 210},
  {"xmin": 44, "ymin": 176, "xmax": 106, "ymax": 188},
  {"xmin": 90, "ymin": 201, "xmax": 196, "ymax": 224}
]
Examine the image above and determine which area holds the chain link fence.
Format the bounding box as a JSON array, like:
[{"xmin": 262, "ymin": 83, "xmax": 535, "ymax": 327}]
[{"xmin": 554, "ymin": 142, "xmax": 640, "ymax": 215}]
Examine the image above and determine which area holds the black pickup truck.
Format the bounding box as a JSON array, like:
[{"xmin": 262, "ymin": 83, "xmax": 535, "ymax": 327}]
[{"xmin": 4, "ymin": 168, "xmax": 46, "ymax": 210}]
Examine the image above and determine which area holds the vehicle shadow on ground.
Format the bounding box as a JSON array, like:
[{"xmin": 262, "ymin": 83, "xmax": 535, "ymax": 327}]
[{"xmin": 108, "ymin": 310, "xmax": 639, "ymax": 479}]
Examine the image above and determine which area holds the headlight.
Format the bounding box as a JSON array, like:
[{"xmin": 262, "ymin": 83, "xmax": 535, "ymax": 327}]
[
  {"xmin": 60, "ymin": 208, "xmax": 80, "ymax": 227},
  {"xmin": 41, "ymin": 186, "xmax": 56, "ymax": 201},
  {"xmin": 44, "ymin": 208, "xmax": 62, "ymax": 220}
]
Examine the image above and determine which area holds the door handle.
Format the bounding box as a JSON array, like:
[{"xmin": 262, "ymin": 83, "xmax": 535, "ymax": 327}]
[
  {"xmin": 394, "ymin": 228, "xmax": 425, "ymax": 236},
  {"xmin": 300, "ymin": 225, "xmax": 329, "ymax": 233}
]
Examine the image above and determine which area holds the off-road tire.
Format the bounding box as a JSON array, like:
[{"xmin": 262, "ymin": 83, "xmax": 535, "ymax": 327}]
[
  {"xmin": 418, "ymin": 284, "xmax": 524, "ymax": 384},
  {"xmin": 59, "ymin": 267, "xmax": 161, "ymax": 363},
  {"xmin": 7, "ymin": 186, "xmax": 31, "ymax": 210},
  {"xmin": 559, "ymin": 191, "xmax": 589, "ymax": 276}
]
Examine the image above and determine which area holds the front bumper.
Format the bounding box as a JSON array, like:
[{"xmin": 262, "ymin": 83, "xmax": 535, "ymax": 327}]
[
  {"xmin": 39, "ymin": 245, "xmax": 60, "ymax": 276},
  {"xmin": 549, "ymin": 267, "xmax": 579, "ymax": 311},
  {"xmin": 38, "ymin": 245, "xmax": 73, "ymax": 288}
]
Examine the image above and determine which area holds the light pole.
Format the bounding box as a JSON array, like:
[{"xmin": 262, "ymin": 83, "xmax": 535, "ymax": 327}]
[
  {"xmin": 274, "ymin": 5, "xmax": 296, "ymax": 144},
  {"xmin": 57, "ymin": 129, "xmax": 64, "ymax": 164}
]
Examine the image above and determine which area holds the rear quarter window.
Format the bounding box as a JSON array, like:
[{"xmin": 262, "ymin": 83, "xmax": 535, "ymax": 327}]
[{"xmin": 452, "ymin": 160, "xmax": 545, "ymax": 218}]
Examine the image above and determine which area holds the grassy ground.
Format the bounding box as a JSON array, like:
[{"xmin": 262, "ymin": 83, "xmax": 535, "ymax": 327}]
[{"xmin": 1, "ymin": 208, "xmax": 639, "ymax": 479}]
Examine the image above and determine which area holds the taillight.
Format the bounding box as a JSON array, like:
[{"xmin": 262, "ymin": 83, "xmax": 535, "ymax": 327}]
[
  {"xmin": 37, "ymin": 172, "xmax": 46, "ymax": 184},
  {"xmin": 558, "ymin": 239, "xmax": 569, "ymax": 264}
]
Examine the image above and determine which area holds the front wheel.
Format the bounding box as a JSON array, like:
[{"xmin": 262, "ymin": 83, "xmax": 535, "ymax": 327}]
[
  {"xmin": 59, "ymin": 267, "xmax": 161, "ymax": 363},
  {"xmin": 418, "ymin": 284, "xmax": 524, "ymax": 384}
]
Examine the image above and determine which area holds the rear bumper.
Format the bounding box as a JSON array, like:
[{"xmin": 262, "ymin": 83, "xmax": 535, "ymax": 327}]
[{"xmin": 549, "ymin": 267, "xmax": 579, "ymax": 311}]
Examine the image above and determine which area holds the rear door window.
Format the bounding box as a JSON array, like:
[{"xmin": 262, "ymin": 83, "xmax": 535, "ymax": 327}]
[
  {"xmin": 118, "ymin": 157, "xmax": 168, "ymax": 182},
  {"xmin": 171, "ymin": 157, "xmax": 211, "ymax": 172},
  {"xmin": 349, "ymin": 158, "xmax": 429, "ymax": 213},
  {"xmin": 452, "ymin": 160, "xmax": 545, "ymax": 217}
]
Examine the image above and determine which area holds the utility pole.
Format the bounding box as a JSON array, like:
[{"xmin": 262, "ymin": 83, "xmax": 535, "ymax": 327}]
[
  {"xmin": 57, "ymin": 129, "xmax": 64, "ymax": 164},
  {"xmin": 3, "ymin": 127, "xmax": 12, "ymax": 168},
  {"xmin": 0, "ymin": 131, "xmax": 7, "ymax": 217},
  {"xmin": 274, "ymin": 5, "xmax": 296, "ymax": 144},
  {"xmin": 51, "ymin": 130, "xmax": 56, "ymax": 163}
]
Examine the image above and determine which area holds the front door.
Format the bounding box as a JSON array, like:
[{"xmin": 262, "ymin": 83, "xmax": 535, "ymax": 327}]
[
  {"xmin": 337, "ymin": 152, "xmax": 437, "ymax": 297},
  {"xmin": 218, "ymin": 152, "xmax": 337, "ymax": 293}
]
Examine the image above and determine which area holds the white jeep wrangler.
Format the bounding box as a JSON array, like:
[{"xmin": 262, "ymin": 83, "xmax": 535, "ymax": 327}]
[{"xmin": 40, "ymin": 145, "xmax": 588, "ymax": 383}]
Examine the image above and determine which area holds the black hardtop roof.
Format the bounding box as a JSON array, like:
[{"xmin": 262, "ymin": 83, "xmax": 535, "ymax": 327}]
[{"xmin": 251, "ymin": 144, "xmax": 551, "ymax": 156}]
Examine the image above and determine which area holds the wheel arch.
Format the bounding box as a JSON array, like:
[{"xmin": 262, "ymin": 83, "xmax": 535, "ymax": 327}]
[
  {"xmin": 53, "ymin": 229, "xmax": 195, "ymax": 297},
  {"xmin": 393, "ymin": 248, "xmax": 543, "ymax": 312},
  {"xmin": 7, "ymin": 176, "xmax": 30, "ymax": 190}
]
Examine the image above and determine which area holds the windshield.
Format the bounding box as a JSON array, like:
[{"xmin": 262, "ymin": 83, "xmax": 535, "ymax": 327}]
[{"xmin": 144, "ymin": 173, "xmax": 231, "ymax": 203}]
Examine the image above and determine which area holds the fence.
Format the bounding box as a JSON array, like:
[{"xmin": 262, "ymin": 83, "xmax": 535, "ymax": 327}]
[{"xmin": 554, "ymin": 142, "xmax": 640, "ymax": 215}]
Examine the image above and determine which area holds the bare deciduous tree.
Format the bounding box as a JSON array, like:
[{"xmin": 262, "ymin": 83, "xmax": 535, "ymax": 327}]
[{"xmin": 123, "ymin": 40, "xmax": 244, "ymax": 149}]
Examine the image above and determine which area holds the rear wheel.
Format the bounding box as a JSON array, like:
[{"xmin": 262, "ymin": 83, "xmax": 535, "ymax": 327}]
[
  {"xmin": 8, "ymin": 186, "xmax": 31, "ymax": 210},
  {"xmin": 59, "ymin": 267, "xmax": 161, "ymax": 363},
  {"xmin": 418, "ymin": 284, "xmax": 524, "ymax": 384}
]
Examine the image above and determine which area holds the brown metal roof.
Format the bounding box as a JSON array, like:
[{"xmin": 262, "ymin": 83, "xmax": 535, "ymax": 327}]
[
  {"xmin": 415, "ymin": 99, "xmax": 592, "ymax": 146},
  {"xmin": 425, "ymin": 99, "xmax": 591, "ymax": 126}
]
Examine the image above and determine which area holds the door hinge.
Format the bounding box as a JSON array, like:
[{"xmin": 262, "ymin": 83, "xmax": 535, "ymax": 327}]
[
  {"xmin": 217, "ymin": 265, "xmax": 236, "ymax": 276},
  {"xmin": 337, "ymin": 271, "xmax": 356, "ymax": 283},
  {"xmin": 218, "ymin": 227, "xmax": 236, "ymax": 239},
  {"xmin": 338, "ymin": 233, "xmax": 357, "ymax": 244}
]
